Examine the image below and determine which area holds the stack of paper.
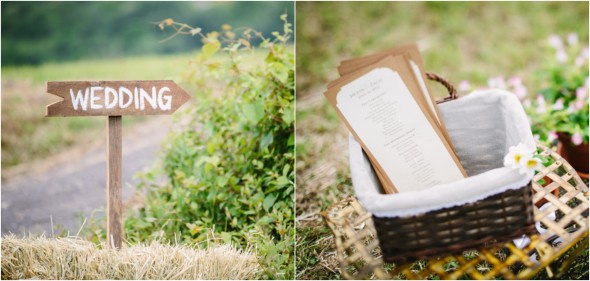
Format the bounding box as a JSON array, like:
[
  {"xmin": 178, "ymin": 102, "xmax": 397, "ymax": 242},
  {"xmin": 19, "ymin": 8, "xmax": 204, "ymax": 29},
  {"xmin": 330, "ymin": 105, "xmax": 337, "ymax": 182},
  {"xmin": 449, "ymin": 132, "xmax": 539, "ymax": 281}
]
[{"xmin": 324, "ymin": 44, "xmax": 467, "ymax": 194}]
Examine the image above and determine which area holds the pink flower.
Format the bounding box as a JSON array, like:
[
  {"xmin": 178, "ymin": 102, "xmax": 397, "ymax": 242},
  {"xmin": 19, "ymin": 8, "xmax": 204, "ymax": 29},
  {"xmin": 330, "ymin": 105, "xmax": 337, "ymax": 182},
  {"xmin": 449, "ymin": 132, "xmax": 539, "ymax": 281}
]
[
  {"xmin": 536, "ymin": 95, "xmax": 547, "ymax": 113},
  {"xmin": 522, "ymin": 98, "xmax": 531, "ymax": 107},
  {"xmin": 576, "ymin": 87, "xmax": 588, "ymax": 100},
  {"xmin": 548, "ymin": 34, "xmax": 563, "ymax": 49},
  {"xmin": 514, "ymin": 85, "xmax": 527, "ymax": 100},
  {"xmin": 567, "ymin": 103, "xmax": 576, "ymax": 113},
  {"xmin": 553, "ymin": 98, "xmax": 565, "ymax": 110},
  {"xmin": 582, "ymin": 48, "xmax": 589, "ymax": 59},
  {"xmin": 556, "ymin": 49, "xmax": 568, "ymax": 63},
  {"xmin": 576, "ymin": 56, "xmax": 586, "ymax": 67},
  {"xmin": 572, "ymin": 133, "xmax": 583, "ymax": 145},
  {"xmin": 487, "ymin": 76, "xmax": 506, "ymax": 89},
  {"xmin": 508, "ymin": 76, "xmax": 522, "ymax": 87},
  {"xmin": 458, "ymin": 80, "xmax": 471, "ymax": 92},
  {"xmin": 487, "ymin": 77, "xmax": 497, "ymax": 88},
  {"xmin": 497, "ymin": 77, "xmax": 506, "ymax": 89},
  {"xmin": 575, "ymin": 100, "xmax": 585, "ymax": 110},
  {"xmin": 547, "ymin": 131, "xmax": 558, "ymax": 142},
  {"xmin": 567, "ymin": 32, "xmax": 579, "ymax": 46}
]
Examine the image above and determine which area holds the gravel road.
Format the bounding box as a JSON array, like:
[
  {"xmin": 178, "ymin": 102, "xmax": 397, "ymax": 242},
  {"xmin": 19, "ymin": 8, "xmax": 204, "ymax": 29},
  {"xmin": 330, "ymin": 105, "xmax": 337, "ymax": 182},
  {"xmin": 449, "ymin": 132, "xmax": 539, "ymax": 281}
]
[{"xmin": 1, "ymin": 117, "xmax": 171, "ymax": 235}]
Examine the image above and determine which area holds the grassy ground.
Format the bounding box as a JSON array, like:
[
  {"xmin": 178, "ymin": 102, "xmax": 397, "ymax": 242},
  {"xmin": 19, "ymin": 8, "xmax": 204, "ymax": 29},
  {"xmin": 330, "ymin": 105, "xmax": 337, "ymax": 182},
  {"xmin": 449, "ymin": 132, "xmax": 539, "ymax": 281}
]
[
  {"xmin": 1, "ymin": 53, "xmax": 194, "ymax": 172},
  {"xmin": 295, "ymin": 2, "xmax": 589, "ymax": 279}
]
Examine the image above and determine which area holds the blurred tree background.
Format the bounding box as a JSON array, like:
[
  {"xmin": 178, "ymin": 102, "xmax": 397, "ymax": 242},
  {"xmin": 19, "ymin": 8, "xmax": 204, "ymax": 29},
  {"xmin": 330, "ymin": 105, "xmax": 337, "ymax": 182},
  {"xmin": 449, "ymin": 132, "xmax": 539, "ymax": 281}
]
[
  {"xmin": 2, "ymin": 1, "xmax": 293, "ymax": 65},
  {"xmin": 296, "ymin": 1, "xmax": 588, "ymax": 97}
]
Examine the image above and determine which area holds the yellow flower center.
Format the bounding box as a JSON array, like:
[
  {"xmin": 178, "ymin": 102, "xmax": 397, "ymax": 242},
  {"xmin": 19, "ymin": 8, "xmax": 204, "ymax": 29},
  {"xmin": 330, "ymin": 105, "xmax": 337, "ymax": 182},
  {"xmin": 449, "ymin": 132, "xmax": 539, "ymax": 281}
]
[
  {"xmin": 526, "ymin": 159, "xmax": 537, "ymax": 168},
  {"xmin": 514, "ymin": 154, "xmax": 521, "ymax": 163}
]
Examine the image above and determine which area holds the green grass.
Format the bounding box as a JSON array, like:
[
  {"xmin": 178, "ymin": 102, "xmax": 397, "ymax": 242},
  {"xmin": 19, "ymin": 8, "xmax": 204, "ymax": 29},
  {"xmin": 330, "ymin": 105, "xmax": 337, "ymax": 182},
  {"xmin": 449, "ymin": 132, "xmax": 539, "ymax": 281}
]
[
  {"xmin": 295, "ymin": 2, "xmax": 589, "ymax": 279},
  {"xmin": 2, "ymin": 53, "xmax": 196, "ymax": 83},
  {"xmin": 1, "ymin": 53, "xmax": 195, "ymax": 170}
]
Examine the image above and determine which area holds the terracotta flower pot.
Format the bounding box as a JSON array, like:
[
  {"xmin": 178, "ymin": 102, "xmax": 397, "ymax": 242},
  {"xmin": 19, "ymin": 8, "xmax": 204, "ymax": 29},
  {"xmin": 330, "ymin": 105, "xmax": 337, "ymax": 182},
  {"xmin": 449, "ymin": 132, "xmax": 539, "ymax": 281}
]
[{"xmin": 556, "ymin": 132, "xmax": 589, "ymax": 180}]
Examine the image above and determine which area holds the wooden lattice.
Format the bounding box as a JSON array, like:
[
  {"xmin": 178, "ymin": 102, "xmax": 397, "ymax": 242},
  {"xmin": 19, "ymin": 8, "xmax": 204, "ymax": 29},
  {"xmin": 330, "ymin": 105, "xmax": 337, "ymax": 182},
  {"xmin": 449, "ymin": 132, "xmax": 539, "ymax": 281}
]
[{"xmin": 322, "ymin": 143, "xmax": 589, "ymax": 279}]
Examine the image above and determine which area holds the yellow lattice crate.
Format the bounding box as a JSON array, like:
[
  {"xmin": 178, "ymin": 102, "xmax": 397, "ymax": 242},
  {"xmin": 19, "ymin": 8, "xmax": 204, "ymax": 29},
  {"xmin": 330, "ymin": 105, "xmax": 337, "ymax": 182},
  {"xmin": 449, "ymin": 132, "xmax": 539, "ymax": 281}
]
[{"xmin": 322, "ymin": 144, "xmax": 589, "ymax": 279}]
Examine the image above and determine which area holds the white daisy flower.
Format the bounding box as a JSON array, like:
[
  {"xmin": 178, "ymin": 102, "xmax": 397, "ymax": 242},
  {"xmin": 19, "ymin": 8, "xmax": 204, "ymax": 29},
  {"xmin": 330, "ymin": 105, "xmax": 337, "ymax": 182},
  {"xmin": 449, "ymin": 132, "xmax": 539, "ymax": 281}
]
[
  {"xmin": 518, "ymin": 156, "xmax": 542, "ymax": 176},
  {"xmin": 503, "ymin": 143, "xmax": 530, "ymax": 170}
]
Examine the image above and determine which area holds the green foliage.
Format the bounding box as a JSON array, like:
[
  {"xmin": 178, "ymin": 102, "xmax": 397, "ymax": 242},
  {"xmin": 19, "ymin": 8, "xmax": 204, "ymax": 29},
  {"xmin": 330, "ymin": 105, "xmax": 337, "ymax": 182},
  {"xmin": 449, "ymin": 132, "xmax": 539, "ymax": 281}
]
[
  {"xmin": 121, "ymin": 15, "xmax": 294, "ymax": 279},
  {"xmin": 524, "ymin": 33, "xmax": 589, "ymax": 145},
  {"xmin": 296, "ymin": 1, "xmax": 589, "ymax": 97}
]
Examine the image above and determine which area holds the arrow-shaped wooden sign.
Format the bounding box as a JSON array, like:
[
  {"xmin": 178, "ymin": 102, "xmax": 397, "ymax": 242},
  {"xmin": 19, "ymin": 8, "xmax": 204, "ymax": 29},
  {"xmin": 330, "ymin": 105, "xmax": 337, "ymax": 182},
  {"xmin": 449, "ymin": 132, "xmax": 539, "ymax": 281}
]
[
  {"xmin": 46, "ymin": 80, "xmax": 190, "ymax": 117},
  {"xmin": 46, "ymin": 80, "xmax": 190, "ymax": 249}
]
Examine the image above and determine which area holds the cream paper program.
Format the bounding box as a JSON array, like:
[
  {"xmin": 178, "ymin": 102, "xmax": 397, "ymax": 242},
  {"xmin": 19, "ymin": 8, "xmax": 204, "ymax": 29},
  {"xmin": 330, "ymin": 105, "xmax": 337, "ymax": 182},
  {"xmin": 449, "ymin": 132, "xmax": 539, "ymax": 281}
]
[{"xmin": 337, "ymin": 67, "xmax": 464, "ymax": 192}]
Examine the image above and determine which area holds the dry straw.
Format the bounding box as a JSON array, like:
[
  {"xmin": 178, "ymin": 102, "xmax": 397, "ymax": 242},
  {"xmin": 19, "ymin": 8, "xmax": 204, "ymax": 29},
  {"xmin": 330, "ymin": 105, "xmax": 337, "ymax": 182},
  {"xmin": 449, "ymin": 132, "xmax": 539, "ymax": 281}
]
[{"xmin": 1, "ymin": 235, "xmax": 259, "ymax": 280}]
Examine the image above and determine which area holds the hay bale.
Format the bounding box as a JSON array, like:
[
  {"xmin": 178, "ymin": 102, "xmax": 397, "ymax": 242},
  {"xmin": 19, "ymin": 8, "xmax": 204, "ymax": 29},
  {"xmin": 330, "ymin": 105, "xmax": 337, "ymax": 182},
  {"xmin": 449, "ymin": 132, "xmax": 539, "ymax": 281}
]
[{"xmin": 1, "ymin": 235, "xmax": 259, "ymax": 279}]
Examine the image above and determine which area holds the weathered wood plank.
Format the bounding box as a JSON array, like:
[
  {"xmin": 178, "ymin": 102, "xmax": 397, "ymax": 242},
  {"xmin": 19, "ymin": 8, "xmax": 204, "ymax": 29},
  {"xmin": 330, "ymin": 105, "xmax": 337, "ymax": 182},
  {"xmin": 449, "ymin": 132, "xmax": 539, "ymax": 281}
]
[
  {"xmin": 46, "ymin": 80, "xmax": 190, "ymax": 117},
  {"xmin": 107, "ymin": 116, "xmax": 122, "ymax": 249}
]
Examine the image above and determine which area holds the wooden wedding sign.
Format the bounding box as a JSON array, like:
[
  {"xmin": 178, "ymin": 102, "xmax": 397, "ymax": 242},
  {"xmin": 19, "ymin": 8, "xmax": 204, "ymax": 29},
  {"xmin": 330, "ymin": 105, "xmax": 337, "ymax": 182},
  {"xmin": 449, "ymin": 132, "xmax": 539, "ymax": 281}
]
[{"xmin": 46, "ymin": 80, "xmax": 190, "ymax": 249}]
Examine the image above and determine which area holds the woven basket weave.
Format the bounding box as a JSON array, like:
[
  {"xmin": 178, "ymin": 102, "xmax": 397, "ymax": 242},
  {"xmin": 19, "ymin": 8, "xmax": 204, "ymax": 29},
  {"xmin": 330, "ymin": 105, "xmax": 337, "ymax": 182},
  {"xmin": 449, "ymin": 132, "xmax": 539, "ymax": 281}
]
[
  {"xmin": 374, "ymin": 185, "xmax": 535, "ymax": 263},
  {"xmin": 322, "ymin": 142, "xmax": 589, "ymax": 279},
  {"xmin": 340, "ymin": 73, "xmax": 536, "ymax": 264}
]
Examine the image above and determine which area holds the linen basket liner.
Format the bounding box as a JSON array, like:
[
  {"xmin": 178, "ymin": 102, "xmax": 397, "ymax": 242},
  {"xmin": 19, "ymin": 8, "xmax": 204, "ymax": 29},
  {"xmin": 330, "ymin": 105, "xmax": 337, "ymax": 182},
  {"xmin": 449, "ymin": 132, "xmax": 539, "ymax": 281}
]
[{"xmin": 350, "ymin": 90, "xmax": 536, "ymax": 217}]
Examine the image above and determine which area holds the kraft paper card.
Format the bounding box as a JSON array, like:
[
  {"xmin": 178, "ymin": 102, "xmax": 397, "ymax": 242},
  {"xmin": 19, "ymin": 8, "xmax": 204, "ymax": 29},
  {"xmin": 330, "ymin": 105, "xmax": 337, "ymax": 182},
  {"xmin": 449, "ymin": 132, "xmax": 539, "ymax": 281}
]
[
  {"xmin": 336, "ymin": 44, "xmax": 453, "ymax": 148},
  {"xmin": 325, "ymin": 55, "xmax": 466, "ymax": 194}
]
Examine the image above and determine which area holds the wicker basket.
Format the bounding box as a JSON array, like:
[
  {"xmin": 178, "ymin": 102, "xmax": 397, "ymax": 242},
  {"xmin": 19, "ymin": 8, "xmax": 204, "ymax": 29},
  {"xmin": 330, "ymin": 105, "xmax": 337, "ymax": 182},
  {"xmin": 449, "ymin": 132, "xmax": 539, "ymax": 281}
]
[
  {"xmin": 322, "ymin": 142, "xmax": 589, "ymax": 280},
  {"xmin": 347, "ymin": 73, "xmax": 536, "ymax": 264}
]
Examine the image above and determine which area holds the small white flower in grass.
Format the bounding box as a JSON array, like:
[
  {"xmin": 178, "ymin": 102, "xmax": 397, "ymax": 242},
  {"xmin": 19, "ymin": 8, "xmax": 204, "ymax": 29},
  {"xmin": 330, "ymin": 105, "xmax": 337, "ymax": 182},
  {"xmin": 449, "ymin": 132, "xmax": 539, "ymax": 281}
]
[
  {"xmin": 567, "ymin": 32, "xmax": 578, "ymax": 46},
  {"xmin": 514, "ymin": 85, "xmax": 527, "ymax": 100},
  {"xmin": 552, "ymin": 98, "xmax": 564, "ymax": 110},
  {"xmin": 547, "ymin": 131, "xmax": 558, "ymax": 142},
  {"xmin": 548, "ymin": 34, "xmax": 563, "ymax": 49},
  {"xmin": 458, "ymin": 80, "xmax": 471, "ymax": 92},
  {"xmin": 556, "ymin": 49, "xmax": 568, "ymax": 63},
  {"xmin": 487, "ymin": 77, "xmax": 497, "ymax": 88},
  {"xmin": 572, "ymin": 133, "xmax": 583, "ymax": 146},
  {"xmin": 508, "ymin": 76, "xmax": 522, "ymax": 87},
  {"xmin": 496, "ymin": 76, "xmax": 506, "ymax": 89},
  {"xmin": 536, "ymin": 95, "xmax": 547, "ymax": 114},
  {"xmin": 576, "ymin": 56, "xmax": 586, "ymax": 67},
  {"xmin": 576, "ymin": 87, "xmax": 587, "ymax": 100},
  {"xmin": 522, "ymin": 98, "xmax": 531, "ymax": 107},
  {"xmin": 567, "ymin": 103, "xmax": 576, "ymax": 113},
  {"xmin": 487, "ymin": 76, "xmax": 505, "ymax": 89}
]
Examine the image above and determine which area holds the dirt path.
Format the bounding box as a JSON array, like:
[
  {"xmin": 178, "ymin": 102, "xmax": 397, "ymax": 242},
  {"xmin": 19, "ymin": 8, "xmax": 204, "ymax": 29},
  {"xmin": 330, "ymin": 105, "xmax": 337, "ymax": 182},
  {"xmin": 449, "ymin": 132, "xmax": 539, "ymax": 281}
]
[{"xmin": 1, "ymin": 117, "xmax": 172, "ymax": 235}]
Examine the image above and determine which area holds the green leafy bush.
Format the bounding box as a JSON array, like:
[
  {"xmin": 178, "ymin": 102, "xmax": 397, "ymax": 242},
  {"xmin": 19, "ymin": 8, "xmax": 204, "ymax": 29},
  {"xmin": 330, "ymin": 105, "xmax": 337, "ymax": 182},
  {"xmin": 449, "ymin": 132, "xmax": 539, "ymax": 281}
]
[
  {"xmin": 525, "ymin": 33, "xmax": 589, "ymax": 145},
  {"xmin": 120, "ymin": 15, "xmax": 294, "ymax": 279}
]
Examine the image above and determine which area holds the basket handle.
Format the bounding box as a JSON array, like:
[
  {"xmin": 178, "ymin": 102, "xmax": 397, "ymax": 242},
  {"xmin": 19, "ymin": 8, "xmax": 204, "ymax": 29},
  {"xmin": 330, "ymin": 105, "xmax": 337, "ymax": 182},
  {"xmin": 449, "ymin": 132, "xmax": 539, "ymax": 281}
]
[{"xmin": 425, "ymin": 72, "xmax": 457, "ymax": 103}]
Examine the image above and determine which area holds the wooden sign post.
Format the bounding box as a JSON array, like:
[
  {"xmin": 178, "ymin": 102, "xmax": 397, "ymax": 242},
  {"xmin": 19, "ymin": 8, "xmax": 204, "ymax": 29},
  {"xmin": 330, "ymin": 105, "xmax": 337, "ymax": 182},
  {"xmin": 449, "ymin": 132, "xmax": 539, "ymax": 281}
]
[{"xmin": 46, "ymin": 80, "xmax": 190, "ymax": 249}]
